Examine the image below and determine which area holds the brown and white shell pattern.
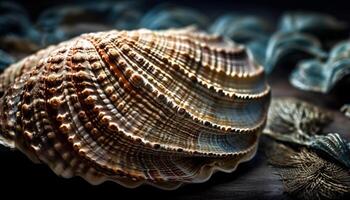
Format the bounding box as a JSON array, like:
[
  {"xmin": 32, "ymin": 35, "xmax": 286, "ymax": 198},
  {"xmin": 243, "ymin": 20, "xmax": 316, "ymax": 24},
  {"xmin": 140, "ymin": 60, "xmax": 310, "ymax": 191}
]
[{"xmin": 0, "ymin": 28, "xmax": 270, "ymax": 189}]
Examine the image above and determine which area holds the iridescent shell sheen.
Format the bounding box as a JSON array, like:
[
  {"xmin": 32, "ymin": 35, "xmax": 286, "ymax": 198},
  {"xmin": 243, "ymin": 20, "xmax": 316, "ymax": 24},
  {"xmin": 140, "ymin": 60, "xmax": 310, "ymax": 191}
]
[{"xmin": 0, "ymin": 28, "xmax": 270, "ymax": 189}]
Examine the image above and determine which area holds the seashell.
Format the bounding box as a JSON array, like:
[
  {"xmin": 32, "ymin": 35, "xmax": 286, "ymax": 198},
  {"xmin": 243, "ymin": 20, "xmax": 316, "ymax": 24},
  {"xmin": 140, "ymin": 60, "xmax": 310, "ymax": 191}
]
[
  {"xmin": 341, "ymin": 104, "xmax": 350, "ymax": 118},
  {"xmin": 37, "ymin": 2, "xmax": 143, "ymax": 45},
  {"xmin": 139, "ymin": 4, "xmax": 208, "ymax": 30},
  {"xmin": 279, "ymin": 12, "xmax": 349, "ymax": 45},
  {"xmin": 0, "ymin": 49, "xmax": 14, "ymax": 71},
  {"xmin": 264, "ymin": 32, "xmax": 327, "ymax": 73},
  {"xmin": 310, "ymin": 133, "xmax": 350, "ymax": 168},
  {"xmin": 290, "ymin": 40, "xmax": 350, "ymax": 93},
  {"xmin": 0, "ymin": 28, "xmax": 270, "ymax": 189},
  {"xmin": 264, "ymin": 97, "xmax": 332, "ymax": 145}
]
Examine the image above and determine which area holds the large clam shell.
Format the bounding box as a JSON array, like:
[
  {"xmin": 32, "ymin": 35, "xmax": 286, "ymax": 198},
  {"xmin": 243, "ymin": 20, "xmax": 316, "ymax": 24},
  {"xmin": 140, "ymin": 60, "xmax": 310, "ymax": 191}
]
[{"xmin": 0, "ymin": 28, "xmax": 270, "ymax": 189}]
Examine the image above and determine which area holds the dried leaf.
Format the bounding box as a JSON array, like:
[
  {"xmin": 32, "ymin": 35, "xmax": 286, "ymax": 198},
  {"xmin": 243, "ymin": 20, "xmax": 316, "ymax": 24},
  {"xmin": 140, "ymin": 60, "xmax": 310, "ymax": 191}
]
[
  {"xmin": 266, "ymin": 143, "xmax": 350, "ymax": 200},
  {"xmin": 264, "ymin": 97, "xmax": 332, "ymax": 145}
]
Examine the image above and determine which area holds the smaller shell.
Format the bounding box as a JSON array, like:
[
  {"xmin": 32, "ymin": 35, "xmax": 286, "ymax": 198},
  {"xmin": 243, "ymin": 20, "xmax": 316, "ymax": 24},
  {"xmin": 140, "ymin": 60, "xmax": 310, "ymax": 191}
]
[
  {"xmin": 290, "ymin": 40, "xmax": 350, "ymax": 93},
  {"xmin": 264, "ymin": 97, "xmax": 332, "ymax": 145},
  {"xmin": 310, "ymin": 133, "xmax": 350, "ymax": 168}
]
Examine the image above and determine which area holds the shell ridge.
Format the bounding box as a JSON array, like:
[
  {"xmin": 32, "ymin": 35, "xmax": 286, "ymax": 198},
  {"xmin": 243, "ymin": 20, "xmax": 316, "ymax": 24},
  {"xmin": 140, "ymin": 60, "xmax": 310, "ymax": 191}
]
[
  {"xmin": 0, "ymin": 28, "xmax": 270, "ymax": 189},
  {"xmin": 85, "ymin": 33, "xmax": 259, "ymax": 155},
  {"xmin": 107, "ymin": 31, "xmax": 270, "ymax": 130}
]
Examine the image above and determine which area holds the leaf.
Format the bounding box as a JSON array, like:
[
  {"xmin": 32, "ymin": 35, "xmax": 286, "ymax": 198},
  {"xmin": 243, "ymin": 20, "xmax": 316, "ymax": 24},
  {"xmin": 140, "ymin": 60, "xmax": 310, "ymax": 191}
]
[{"xmin": 266, "ymin": 143, "xmax": 350, "ymax": 200}]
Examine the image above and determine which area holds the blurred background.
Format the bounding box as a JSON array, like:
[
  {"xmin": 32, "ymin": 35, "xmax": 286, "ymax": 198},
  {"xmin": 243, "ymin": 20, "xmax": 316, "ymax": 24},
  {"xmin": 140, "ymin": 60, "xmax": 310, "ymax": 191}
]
[
  {"xmin": 1, "ymin": 0, "xmax": 350, "ymax": 199},
  {"xmin": 11, "ymin": 0, "xmax": 350, "ymax": 20}
]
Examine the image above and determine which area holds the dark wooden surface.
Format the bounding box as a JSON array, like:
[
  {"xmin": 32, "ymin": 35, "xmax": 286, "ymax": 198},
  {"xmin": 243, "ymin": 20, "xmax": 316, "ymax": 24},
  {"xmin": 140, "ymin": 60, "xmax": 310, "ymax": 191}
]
[{"xmin": 0, "ymin": 71, "xmax": 349, "ymax": 199}]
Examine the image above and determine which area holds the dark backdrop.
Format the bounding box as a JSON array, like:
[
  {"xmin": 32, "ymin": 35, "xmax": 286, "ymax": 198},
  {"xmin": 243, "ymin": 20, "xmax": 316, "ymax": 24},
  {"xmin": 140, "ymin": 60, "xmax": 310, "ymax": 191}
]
[
  {"xmin": 11, "ymin": 0, "xmax": 350, "ymax": 21},
  {"xmin": 1, "ymin": 0, "xmax": 350, "ymax": 199}
]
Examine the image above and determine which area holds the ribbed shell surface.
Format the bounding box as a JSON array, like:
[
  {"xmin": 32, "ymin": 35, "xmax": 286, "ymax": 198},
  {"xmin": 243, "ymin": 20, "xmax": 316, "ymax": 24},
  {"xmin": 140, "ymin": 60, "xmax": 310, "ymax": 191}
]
[{"xmin": 0, "ymin": 28, "xmax": 270, "ymax": 189}]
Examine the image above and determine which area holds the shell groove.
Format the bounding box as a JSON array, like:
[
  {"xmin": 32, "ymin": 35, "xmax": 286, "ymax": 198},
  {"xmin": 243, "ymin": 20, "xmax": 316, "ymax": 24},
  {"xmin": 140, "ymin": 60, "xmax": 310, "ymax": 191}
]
[{"xmin": 0, "ymin": 28, "xmax": 270, "ymax": 189}]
